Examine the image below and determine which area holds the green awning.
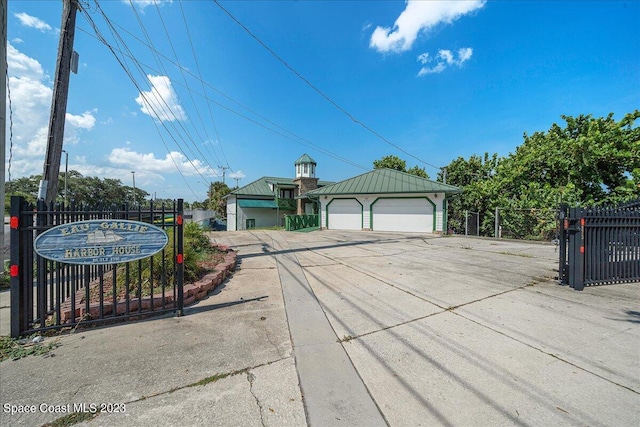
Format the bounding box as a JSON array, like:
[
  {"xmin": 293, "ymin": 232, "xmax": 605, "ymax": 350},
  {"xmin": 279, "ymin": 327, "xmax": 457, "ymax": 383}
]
[{"xmin": 238, "ymin": 199, "xmax": 278, "ymax": 209}]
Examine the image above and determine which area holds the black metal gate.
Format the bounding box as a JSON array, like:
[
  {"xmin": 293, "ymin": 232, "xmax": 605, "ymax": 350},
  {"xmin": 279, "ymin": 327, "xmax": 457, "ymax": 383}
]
[
  {"xmin": 9, "ymin": 197, "xmax": 184, "ymax": 337},
  {"xmin": 558, "ymin": 200, "xmax": 640, "ymax": 290}
]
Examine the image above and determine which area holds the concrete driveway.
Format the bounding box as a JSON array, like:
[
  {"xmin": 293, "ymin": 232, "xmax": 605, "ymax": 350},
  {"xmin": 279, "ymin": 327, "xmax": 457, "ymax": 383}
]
[
  {"xmin": 1, "ymin": 230, "xmax": 638, "ymax": 426},
  {"xmin": 215, "ymin": 230, "xmax": 639, "ymax": 426}
]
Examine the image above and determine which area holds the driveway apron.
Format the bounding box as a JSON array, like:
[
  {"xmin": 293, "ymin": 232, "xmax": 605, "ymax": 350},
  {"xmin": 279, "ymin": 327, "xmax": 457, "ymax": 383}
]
[{"xmin": 269, "ymin": 232, "xmax": 387, "ymax": 427}]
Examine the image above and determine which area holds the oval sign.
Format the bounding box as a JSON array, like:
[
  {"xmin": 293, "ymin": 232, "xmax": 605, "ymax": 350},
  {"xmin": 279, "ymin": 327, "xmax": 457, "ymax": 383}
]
[{"xmin": 34, "ymin": 220, "xmax": 169, "ymax": 265}]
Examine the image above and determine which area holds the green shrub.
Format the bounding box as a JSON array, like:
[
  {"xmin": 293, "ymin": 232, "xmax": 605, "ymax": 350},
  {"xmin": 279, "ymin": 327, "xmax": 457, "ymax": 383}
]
[{"xmin": 112, "ymin": 223, "xmax": 218, "ymax": 297}]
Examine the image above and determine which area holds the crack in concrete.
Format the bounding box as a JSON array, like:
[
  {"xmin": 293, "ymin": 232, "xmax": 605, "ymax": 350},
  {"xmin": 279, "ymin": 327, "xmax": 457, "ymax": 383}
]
[
  {"xmin": 341, "ymin": 282, "xmax": 536, "ymax": 342},
  {"xmin": 265, "ymin": 329, "xmax": 285, "ymax": 359},
  {"xmin": 71, "ymin": 383, "xmax": 89, "ymax": 400},
  {"xmin": 105, "ymin": 357, "xmax": 293, "ymax": 408},
  {"xmin": 450, "ymin": 309, "xmax": 640, "ymax": 395},
  {"xmin": 247, "ymin": 371, "xmax": 267, "ymax": 427}
]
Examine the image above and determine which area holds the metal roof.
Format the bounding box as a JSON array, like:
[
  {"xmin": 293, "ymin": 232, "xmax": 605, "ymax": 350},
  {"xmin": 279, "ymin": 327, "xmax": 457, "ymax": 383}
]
[
  {"xmin": 304, "ymin": 168, "xmax": 462, "ymax": 196},
  {"xmin": 294, "ymin": 154, "xmax": 316, "ymax": 165},
  {"xmin": 231, "ymin": 176, "xmax": 334, "ymax": 197}
]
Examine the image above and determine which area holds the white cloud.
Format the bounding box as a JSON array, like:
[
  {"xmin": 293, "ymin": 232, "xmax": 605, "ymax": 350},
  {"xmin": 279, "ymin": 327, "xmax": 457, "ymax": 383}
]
[
  {"xmin": 135, "ymin": 75, "xmax": 187, "ymax": 122},
  {"xmin": 228, "ymin": 170, "xmax": 246, "ymax": 179},
  {"xmin": 7, "ymin": 43, "xmax": 45, "ymax": 81},
  {"xmin": 66, "ymin": 111, "xmax": 97, "ymax": 130},
  {"xmin": 6, "ymin": 43, "xmax": 97, "ymax": 177},
  {"xmin": 370, "ymin": 0, "xmax": 486, "ymax": 53},
  {"xmin": 458, "ymin": 47, "xmax": 473, "ymax": 63},
  {"xmin": 7, "ymin": 43, "xmax": 51, "ymax": 176},
  {"xmin": 14, "ymin": 12, "xmax": 53, "ymax": 32},
  {"xmin": 63, "ymin": 111, "xmax": 98, "ymax": 146},
  {"xmin": 417, "ymin": 47, "xmax": 473, "ymax": 76},
  {"xmin": 108, "ymin": 147, "xmax": 214, "ymax": 177},
  {"xmin": 439, "ymin": 49, "xmax": 454, "ymax": 65},
  {"xmin": 123, "ymin": 0, "xmax": 173, "ymax": 12}
]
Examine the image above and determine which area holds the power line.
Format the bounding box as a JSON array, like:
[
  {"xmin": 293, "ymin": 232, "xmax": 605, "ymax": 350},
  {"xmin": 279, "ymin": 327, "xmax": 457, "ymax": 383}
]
[
  {"xmin": 151, "ymin": 0, "xmax": 225, "ymax": 170},
  {"xmin": 88, "ymin": 5, "xmax": 372, "ymax": 172},
  {"xmin": 212, "ymin": 0, "xmax": 443, "ymax": 172},
  {"xmin": 76, "ymin": 18, "xmax": 370, "ymax": 172},
  {"xmin": 81, "ymin": 2, "xmax": 209, "ymax": 200},
  {"xmin": 218, "ymin": 165, "xmax": 230, "ymax": 184},
  {"xmin": 123, "ymin": 0, "xmax": 219, "ymax": 177},
  {"xmin": 178, "ymin": 0, "xmax": 231, "ymax": 170},
  {"xmin": 97, "ymin": 2, "xmax": 222, "ymax": 187}
]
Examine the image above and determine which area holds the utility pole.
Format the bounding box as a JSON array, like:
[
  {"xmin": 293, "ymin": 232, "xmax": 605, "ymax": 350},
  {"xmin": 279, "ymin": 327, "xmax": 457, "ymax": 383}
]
[
  {"xmin": 218, "ymin": 165, "xmax": 230, "ymax": 185},
  {"xmin": 234, "ymin": 177, "xmax": 241, "ymax": 188},
  {"xmin": 131, "ymin": 171, "xmax": 136, "ymax": 204},
  {"xmin": 1, "ymin": 0, "xmax": 7, "ymax": 269},
  {"xmin": 39, "ymin": 0, "xmax": 78, "ymax": 204},
  {"xmin": 62, "ymin": 149, "xmax": 68, "ymax": 206}
]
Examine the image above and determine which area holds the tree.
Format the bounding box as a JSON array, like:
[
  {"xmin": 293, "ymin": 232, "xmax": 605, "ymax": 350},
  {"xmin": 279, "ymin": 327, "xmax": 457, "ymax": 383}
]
[
  {"xmin": 439, "ymin": 153, "xmax": 500, "ymax": 235},
  {"xmin": 373, "ymin": 155, "xmax": 406, "ymax": 171},
  {"xmin": 207, "ymin": 181, "xmax": 232, "ymax": 218},
  {"xmin": 5, "ymin": 175, "xmax": 41, "ymax": 208},
  {"xmin": 440, "ymin": 111, "xmax": 639, "ymax": 239},
  {"xmin": 497, "ymin": 110, "xmax": 639, "ymax": 207},
  {"xmin": 406, "ymin": 165, "xmax": 428, "ymax": 178},
  {"xmin": 373, "ymin": 155, "xmax": 430, "ymax": 179},
  {"xmin": 4, "ymin": 171, "xmax": 149, "ymax": 209}
]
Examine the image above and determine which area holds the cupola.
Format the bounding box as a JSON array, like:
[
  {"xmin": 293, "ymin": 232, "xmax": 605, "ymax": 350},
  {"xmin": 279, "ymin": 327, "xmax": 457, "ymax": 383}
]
[{"xmin": 294, "ymin": 154, "xmax": 316, "ymax": 178}]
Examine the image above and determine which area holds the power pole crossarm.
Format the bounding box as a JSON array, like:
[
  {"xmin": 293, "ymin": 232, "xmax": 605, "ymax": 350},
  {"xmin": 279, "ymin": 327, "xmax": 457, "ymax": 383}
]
[
  {"xmin": 218, "ymin": 165, "xmax": 230, "ymax": 185},
  {"xmin": 41, "ymin": 0, "xmax": 78, "ymax": 204}
]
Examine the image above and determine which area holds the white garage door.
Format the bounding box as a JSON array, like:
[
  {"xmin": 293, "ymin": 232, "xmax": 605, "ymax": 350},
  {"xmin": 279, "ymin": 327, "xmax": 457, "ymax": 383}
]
[
  {"xmin": 327, "ymin": 199, "xmax": 362, "ymax": 230},
  {"xmin": 372, "ymin": 198, "xmax": 433, "ymax": 233}
]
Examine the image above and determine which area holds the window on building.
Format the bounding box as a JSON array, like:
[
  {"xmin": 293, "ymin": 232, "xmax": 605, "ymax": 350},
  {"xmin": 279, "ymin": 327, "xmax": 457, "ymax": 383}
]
[{"xmin": 304, "ymin": 164, "xmax": 308, "ymax": 174}]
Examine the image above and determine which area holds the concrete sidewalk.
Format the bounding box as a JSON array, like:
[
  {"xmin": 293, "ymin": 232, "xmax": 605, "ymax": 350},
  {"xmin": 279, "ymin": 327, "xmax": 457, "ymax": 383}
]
[
  {"xmin": 1, "ymin": 231, "xmax": 638, "ymax": 426},
  {"xmin": 1, "ymin": 231, "xmax": 305, "ymax": 427}
]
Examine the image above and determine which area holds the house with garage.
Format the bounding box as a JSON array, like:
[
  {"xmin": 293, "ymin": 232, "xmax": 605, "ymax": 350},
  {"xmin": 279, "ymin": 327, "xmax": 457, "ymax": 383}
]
[
  {"xmin": 303, "ymin": 168, "xmax": 462, "ymax": 233},
  {"xmin": 226, "ymin": 154, "xmax": 334, "ymax": 231}
]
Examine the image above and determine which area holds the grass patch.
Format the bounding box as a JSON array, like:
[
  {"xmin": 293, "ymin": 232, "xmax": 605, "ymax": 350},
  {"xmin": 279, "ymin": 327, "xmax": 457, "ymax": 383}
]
[
  {"xmin": 0, "ymin": 264, "xmax": 9, "ymax": 290},
  {"xmin": 43, "ymin": 410, "xmax": 100, "ymax": 427},
  {"xmin": 498, "ymin": 251, "xmax": 534, "ymax": 258},
  {"xmin": 187, "ymin": 367, "xmax": 249, "ymax": 388},
  {"xmin": 340, "ymin": 335, "xmax": 354, "ymax": 342},
  {"xmin": 0, "ymin": 335, "xmax": 60, "ymax": 362}
]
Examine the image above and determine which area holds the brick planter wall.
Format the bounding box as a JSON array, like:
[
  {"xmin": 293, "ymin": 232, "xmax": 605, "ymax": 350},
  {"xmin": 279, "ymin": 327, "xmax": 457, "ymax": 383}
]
[{"xmin": 58, "ymin": 246, "xmax": 237, "ymax": 323}]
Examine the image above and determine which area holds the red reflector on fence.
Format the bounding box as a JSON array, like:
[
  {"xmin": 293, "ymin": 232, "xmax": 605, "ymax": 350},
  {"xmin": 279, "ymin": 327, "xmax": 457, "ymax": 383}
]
[
  {"xmin": 10, "ymin": 265, "xmax": 18, "ymax": 277},
  {"xmin": 177, "ymin": 215, "xmax": 183, "ymax": 225},
  {"xmin": 177, "ymin": 254, "xmax": 183, "ymax": 264},
  {"xmin": 580, "ymin": 218, "xmax": 585, "ymax": 227},
  {"xmin": 580, "ymin": 246, "xmax": 585, "ymax": 254},
  {"xmin": 10, "ymin": 216, "xmax": 18, "ymax": 229}
]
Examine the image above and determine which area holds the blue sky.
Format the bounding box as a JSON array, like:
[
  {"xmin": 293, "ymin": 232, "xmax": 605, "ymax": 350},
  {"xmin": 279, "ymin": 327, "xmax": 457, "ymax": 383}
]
[{"xmin": 6, "ymin": 0, "xmax": 639, "ymax": 202}]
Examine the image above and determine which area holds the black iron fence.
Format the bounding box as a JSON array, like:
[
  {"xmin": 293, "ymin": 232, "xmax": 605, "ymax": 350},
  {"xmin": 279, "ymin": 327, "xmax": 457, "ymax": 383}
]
[
  {"xmin": 9, "ymin": 197, "xmax": 184, "ymax": 337},
  {"xmin": 558, "ymin": 201, "xmax": 640, "ymax": 290}
]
